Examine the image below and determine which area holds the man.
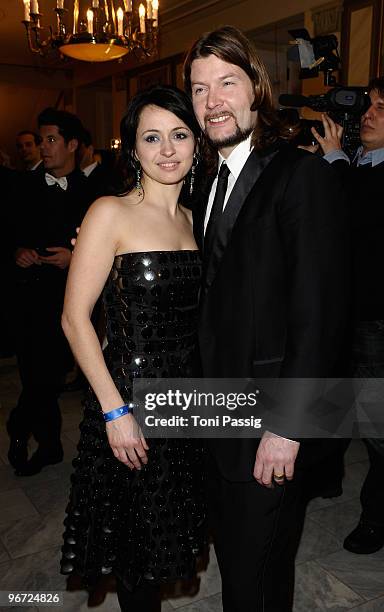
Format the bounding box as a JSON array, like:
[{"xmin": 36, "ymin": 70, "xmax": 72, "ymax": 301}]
[
  {"xmin": 183, "ymin": 26, "xmax": 349, "ymax": 611},
  {"xmin": 77, "ymin": 127, "xmax": 112, "ymax": 199},
  {"xmin": 7, "ymin": 108, "xmax": 92, "ymax": 477},
  {"xmin": 313, "ymin": 77, "xmax": 384, "ymax": 555},
  {"xmin": 15, "ymin": 130, "xmax": 42, "ymax": 171}
]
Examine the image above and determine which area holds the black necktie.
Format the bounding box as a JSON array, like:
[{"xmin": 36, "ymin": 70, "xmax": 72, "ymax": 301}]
[{"xmin": 205, "ymin": 162, "xmax": 230, "ymax": 257}]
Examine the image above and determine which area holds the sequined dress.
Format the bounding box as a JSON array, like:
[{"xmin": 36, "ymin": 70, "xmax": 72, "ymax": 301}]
[{"xmin": 60, "ymin": 250, "xmax": 205, "ymax": 588}]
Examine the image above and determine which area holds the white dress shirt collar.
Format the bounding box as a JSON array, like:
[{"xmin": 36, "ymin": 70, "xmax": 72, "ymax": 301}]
[
  {"xmin": 82, "ymin": 161, "xmax": 99, "ymax": 177},
  {"xmin": 30, "ymin": 159, "xmax": 42, "ymax": 171},
  {"xmin": 204, "ymin": 134, "xmax": 254, "ymax": 233},
  {"xmin": 218, "ymin": 134, "xmax": 253, "ymax": 180},
  {"xmin": 354, "ymin": 145, "xmax": 384, "ymax": 167}
]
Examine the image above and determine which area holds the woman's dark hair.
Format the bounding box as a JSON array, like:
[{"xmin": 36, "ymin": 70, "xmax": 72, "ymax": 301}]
[{"xmin": 118, "ymin": 85, "xmax": 203, "ymax": 203}]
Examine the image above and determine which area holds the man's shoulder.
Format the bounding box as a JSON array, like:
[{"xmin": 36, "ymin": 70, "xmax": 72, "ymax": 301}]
[
  {"xmin": 275, "ymin": 142, "xmax": 331, "ymax": 171},
  {"xmin": 257, "ymin": 142, "xmax": 335, "ymax": 188}
]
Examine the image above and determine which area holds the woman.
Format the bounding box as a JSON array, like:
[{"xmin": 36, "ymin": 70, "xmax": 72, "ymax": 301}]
[{"xmin": 60, "ymin": 86, "xmax": 205, "ymax": 611}]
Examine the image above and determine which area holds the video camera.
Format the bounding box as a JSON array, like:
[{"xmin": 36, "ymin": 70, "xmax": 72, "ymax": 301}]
[{"xmin": 279, "ymin": 29, "xmax": 371, "ymax": 158}]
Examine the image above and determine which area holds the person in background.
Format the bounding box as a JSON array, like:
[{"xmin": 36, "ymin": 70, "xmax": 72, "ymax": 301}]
[
  {"xmin": 77, "ymin": 128, "xmax": 112, "ymax": 199},
  {"xmin": 16, "ymin": 130, "xmax": 42, "ymax": 171},
  {"xmin": 312, "ymin": 77, "xmax": 384, "ymax": 555},
  {"xmin": 6, "ymin": 107, "xmax": 93, "ymax": 477}
]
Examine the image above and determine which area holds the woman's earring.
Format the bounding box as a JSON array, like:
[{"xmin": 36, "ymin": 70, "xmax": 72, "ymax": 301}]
[
  {"xmin": 135, "ymin": 161, "xmax": 143, "ymax": 196},
  {"xmin": 190, "ymin": 153, "xmax": 198, "ymax": 195}
]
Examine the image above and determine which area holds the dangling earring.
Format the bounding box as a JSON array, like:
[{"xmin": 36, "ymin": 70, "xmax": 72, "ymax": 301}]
[
  {"xmin": 190, "ymin": 153, "xmax": 198, "ymax": 195},
  {"xmin": 135, "ymin": 161, "xmax": 143, "ymax": 196}
]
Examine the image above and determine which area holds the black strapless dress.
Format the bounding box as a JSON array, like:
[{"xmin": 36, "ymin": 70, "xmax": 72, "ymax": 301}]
[{"xmin": 60, "ymin": 251, "xmax": 205, "ymax": 588}]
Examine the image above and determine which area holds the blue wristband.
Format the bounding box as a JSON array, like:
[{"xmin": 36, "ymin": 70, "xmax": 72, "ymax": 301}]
[{"xmin": 103, "ymin": 403, "xmax": 133, "ymax": 422}]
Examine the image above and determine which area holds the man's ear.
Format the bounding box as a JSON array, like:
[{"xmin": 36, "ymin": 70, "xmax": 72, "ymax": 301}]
[{"xmin": 68, "ymin": 138, "xmax": 79, "ymax": 154}]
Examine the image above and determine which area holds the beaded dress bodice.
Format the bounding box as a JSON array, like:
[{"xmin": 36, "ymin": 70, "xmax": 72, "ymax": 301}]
[{"xmin": 103, "ymin": 250, "xmax": 201, "ymax": 386}]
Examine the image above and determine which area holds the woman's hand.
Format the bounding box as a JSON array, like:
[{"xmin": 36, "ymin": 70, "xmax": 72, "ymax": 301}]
[{"xmin": 106, "ymin": 413, "xmax": 149, "ymax": 469}]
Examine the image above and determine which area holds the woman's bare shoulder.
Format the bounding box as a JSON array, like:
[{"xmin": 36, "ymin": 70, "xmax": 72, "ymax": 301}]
[
  {"xmin": 87, "ymin": 195, "xmax": 124, "ymax": 214},
  {"xmin": 84, "ymin": 194, "xmax": 136, "ymax": 223}
]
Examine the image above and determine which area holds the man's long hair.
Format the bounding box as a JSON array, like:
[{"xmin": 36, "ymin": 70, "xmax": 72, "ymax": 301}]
[{"xmin": 183, "ymin": 26, "xmax": 288, "ymax": 154}]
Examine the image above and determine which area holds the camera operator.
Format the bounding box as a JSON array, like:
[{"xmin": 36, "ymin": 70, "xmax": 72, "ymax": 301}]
[{"xmin": 313, "ymin": 77, "xmax": 384, "ymax": 555}]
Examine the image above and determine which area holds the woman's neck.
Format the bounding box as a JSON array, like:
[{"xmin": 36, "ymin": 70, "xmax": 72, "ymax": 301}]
[{"xmin": 141, "ymin": 178, "xmax": 183, "ymax": 216}]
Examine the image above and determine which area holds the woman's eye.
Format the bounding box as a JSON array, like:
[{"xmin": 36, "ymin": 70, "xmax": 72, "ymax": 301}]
[
  {"xmin": 193, "ymin": 87, "xmax": 205, "ymax": 95},
  {"xmin": 174, "ymin": 132, "xmax": 188, "ymax": 139},
  {"xmin": 145, "ymin": 135, "xmax": 159, "ymax": 143}
]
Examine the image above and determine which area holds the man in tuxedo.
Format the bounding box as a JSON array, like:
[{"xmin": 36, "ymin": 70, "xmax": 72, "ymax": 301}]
[
  {"xmin": 184, "ymin": 26, "xmax": 349, "ymax": 611},
  {"xmin": 312, "ymin": 78, "xmax": 384, "ymax": 555},
  {"xmin": 7, "ymin": 108, "xmax": 92, "ymax": 476},
  {"xmin": 15, "ymin": 130, "xmax": 42, "ymax": 171},
  {"xmin": 77, "ymin": 128, "xmax": 112, "ymax": 200}
]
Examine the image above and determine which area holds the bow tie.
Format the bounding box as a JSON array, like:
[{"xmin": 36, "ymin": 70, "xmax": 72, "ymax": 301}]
[{"xmin": 45, "ymin": 173, "xmax": 68, "ymax": 190}]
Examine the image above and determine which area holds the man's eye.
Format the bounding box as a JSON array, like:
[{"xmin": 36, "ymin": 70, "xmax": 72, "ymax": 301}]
[
  {"xmin": 223, "ymin": 81, "xmax": 234, "ymax": 86},
  {"xmin": 193, "ymin": 87, "xmax": 205, "ymax": 95},
  {"xmin": 48, "ymin": 137, "xmax": 56, "ymax": 142}
]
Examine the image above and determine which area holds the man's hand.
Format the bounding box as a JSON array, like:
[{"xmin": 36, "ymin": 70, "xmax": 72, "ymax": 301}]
[
  {"xmin": 15, "ymin": 247, "xmax": 40, "ymax": 268},
  {"xmin": 253, "ymin": 430, "xmax": 300, "ymax": 487},
  {"xmin": 311, "ymin": 113, "xmax": 343, "ymax": 155},
  {"xmin": 39, "ymin": 247, "xmax": 72, "ymax": 269}
]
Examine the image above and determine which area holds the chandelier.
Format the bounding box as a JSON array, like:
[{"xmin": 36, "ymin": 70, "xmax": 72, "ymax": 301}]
[{"xmin": 22, "ymin": 0, "xmax": 159, "ymax": 62}]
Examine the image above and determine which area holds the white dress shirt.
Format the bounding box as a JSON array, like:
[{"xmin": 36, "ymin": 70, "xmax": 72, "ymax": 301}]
[
  {"xmin": 82, "ymin": 161, "xmax": 99, "ymax": 177},
  {"xmin": 30, "ymin": 159, "xmax": 42, "ymax": 171},
  {"xmin": 204, "ymin": 134, "xmax": 254, "ymax": 233}
]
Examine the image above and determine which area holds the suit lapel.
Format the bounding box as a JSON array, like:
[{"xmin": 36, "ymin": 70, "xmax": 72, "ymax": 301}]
[{"xmin": 203, "ymin": 145, "xmax": 279, "ymax": 290}]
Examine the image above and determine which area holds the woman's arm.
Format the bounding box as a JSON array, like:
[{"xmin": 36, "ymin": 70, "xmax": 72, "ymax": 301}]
[{"xmin": 62, "ymin": 197, "xmax": 148, "ymax": 469}]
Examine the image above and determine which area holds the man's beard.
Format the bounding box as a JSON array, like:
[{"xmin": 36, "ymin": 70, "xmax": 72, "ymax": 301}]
[{"xmin": 205, "ymin": 123, "xmax": 253, "ymax": 150}]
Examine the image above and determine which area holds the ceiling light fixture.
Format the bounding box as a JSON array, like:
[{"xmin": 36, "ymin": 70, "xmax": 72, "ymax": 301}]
[{"xmin": 21, "ymin": 0, "xmax": 159, "ymax": 62}]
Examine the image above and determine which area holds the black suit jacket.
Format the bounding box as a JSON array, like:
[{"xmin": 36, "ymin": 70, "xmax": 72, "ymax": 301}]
[
  {"xmin": 332, "ymin": 157, "xmax": 384, "ymax": 321},
  {"xmin": 8, "ymin": 168, "xmax": 94, "ymax": 284},
  {"xmin": 194, "ymin": 143, "xmax": 350, "ymax": 481}
]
